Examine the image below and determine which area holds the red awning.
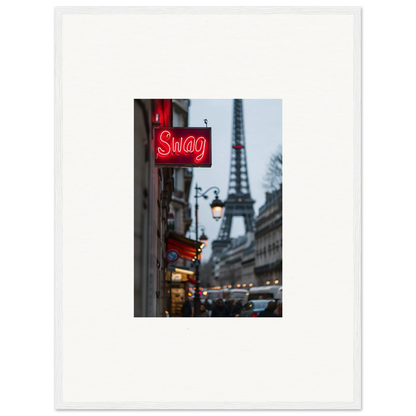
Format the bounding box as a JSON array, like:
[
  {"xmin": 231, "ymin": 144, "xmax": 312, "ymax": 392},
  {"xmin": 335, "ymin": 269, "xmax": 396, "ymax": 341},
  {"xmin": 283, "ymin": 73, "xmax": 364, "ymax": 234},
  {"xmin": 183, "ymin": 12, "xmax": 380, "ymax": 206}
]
[
  {"xmin": 167, "ymin": 232, "xmax": 203, "ymax": 261},
  {"xmin": 187, "ymin": 276, "xmax": 196, "ymax": 284}
]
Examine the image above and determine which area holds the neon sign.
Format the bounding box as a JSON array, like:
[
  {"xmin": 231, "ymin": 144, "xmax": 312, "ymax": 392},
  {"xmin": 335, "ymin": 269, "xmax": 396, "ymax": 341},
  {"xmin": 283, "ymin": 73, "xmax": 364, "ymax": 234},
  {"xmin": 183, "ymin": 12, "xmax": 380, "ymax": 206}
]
[{"xmin": 154, "ymin": 127, "xmax": 212, "ymax": 167}]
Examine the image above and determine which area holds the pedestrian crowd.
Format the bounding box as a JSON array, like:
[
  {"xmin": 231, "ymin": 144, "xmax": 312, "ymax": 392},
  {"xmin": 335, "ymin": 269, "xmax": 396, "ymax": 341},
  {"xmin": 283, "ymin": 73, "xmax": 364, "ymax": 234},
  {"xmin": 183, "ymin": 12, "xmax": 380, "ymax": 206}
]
[{"xmin": 258, "ymin": 300, "xmax": 282, "ymax": 317}]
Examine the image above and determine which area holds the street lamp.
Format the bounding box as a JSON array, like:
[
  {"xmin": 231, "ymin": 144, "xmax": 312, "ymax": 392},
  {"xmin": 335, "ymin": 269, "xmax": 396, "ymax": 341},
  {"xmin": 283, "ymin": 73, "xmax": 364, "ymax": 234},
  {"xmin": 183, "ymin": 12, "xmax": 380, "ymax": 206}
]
[
  {"xmin": 199, "ymin": 228, "xmax": 208, "ymax": 247},
  {"xmin": 187, "ymin": 225, "xmax": 209, "ymax": 247},
  {"xmin": 210, "ymin": 196, "xmax": 224, "ymax": 221},
  {"xmin": 193, "ymin": 183, "xmax": 223, "ymax": 316}
]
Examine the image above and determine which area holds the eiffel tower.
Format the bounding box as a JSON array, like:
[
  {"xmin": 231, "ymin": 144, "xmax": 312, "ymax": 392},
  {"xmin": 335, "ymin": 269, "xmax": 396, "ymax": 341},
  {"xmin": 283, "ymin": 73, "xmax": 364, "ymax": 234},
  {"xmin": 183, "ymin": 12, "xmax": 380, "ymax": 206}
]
[{"xmin": 211, "ymin": 99, "xmax": 255, "ymax": 257}]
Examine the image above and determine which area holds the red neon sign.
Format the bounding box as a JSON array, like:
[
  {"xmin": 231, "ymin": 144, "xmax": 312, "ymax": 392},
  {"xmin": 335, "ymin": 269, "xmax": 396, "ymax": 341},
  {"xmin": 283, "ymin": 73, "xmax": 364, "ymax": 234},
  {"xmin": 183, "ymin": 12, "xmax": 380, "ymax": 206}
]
[{"xmin": 154, "ymin": 127, "xmax": 212, "ymax": 167}]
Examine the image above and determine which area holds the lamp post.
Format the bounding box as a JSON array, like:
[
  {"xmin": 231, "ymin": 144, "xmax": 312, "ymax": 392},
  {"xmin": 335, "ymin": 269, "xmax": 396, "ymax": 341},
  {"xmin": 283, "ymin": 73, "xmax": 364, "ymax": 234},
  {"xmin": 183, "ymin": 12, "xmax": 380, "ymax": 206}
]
[{"xmin": 193, "ymin": 183, "xmax": 224, "ymax": 316}]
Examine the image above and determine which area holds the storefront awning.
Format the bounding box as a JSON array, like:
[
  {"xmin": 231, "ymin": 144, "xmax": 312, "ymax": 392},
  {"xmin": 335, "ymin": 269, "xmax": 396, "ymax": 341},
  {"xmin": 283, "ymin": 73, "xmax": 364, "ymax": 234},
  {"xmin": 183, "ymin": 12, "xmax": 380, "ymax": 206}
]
[{"xmin": 167, "ymin": 232, "xmax": 204, "ymax": 261}]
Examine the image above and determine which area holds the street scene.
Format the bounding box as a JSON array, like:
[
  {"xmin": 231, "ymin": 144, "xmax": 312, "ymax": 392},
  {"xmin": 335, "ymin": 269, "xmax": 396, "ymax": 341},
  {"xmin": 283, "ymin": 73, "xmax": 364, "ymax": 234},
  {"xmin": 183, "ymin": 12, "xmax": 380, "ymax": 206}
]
[{"xmin": 134, "ymin": 99, "xmax": 282, "ymax": 317}]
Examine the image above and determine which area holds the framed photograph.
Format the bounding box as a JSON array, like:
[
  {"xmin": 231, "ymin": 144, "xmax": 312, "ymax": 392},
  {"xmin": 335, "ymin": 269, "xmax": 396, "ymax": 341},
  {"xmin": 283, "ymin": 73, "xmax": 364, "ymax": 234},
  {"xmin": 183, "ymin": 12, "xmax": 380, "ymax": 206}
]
[{"xmin": 55, "ymin": 7, "xmax": 361, "ymax": 409}]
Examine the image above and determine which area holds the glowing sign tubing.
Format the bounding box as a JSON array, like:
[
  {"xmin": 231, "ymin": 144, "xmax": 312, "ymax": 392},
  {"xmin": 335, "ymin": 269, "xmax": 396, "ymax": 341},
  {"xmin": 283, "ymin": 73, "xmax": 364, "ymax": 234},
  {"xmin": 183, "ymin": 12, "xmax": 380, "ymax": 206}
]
[
  {"xmin": 156, "ymin": 130, "xmax": 206, "ymax": 161},
  {"xmin": 154, "ymin": 127, "xmax": 212, "ymax": 167}
]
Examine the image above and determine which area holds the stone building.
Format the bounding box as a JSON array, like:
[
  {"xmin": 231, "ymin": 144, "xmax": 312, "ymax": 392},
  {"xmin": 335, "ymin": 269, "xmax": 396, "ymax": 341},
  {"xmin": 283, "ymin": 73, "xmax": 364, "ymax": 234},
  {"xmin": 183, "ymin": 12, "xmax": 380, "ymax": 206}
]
[
  {"xmin": 213, "ymin": 232, "xmax": 255, "ymax": 288},
  {"xmin": 134, "ymin": 98, "xmax": 199, "ymax": 317},
  {"xmin": 254, "ymin": 188, "xmax": 283, "ymax": 286},
  {"xmin": 169, "ymin": 99, "xmax": 193, "ymax": 241},
  {"xmin": 166, "ymin": 100, "xmax": 195, "ymax": 316},
  {"xmin": 134, "ymin": 99, "xmax": 174, "ymax": 317}
]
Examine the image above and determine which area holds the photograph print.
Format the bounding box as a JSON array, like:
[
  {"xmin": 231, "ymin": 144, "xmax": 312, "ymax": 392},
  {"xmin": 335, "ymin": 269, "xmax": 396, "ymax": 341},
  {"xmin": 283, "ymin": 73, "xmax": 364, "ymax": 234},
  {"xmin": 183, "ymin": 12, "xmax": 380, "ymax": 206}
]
[{"xmin": 134, "ymin": 99, "xmax": 282, "ymax": 317}]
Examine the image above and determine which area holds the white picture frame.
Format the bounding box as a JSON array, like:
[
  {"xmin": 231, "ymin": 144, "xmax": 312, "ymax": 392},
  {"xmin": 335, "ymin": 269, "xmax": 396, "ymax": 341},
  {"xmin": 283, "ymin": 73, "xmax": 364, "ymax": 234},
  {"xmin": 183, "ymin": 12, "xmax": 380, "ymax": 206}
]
[{"xmin": 55, "ymin": 7, "xmax": 361, "ymax": 409}]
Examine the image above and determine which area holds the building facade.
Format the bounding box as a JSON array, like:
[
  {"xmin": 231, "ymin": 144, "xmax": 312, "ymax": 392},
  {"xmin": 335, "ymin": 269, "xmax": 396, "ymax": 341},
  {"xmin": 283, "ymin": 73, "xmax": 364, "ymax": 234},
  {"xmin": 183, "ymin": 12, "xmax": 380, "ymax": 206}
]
[
  {"xmin": 254, "ymin": 188, "xmax": 283, "ymax": 286},
  {"xmin": 166, "ymin": 99, "xmax": 195, "ymax": 316},
  {"xmin": 134, "ymin": 98, "xmax": 199, "ymax": 317},
  {"xmin": 169, "ymin": 99, "xmax": 193, "ymax": 241},
  {"xmin": 241, "ymin": 240, "xmax": 256, "ymax": 288},
  {"xmin": 213, "ymin": 232, "xmax": 256, "ymax": 289},
  {"xmin": 134, "ymin": 99, "xmax": 175, "ymax": 317},
  {"xmin": 208, "ymin": 189, "xmax": 283, "ymax": 292}
]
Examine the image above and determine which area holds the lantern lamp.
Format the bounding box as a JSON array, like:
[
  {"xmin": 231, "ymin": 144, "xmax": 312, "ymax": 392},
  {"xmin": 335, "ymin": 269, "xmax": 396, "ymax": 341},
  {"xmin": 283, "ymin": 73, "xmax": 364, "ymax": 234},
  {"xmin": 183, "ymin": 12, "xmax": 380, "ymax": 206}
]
[{"xmin": 210, "ymin": 196, "xmax": 224, "ymax": 221}]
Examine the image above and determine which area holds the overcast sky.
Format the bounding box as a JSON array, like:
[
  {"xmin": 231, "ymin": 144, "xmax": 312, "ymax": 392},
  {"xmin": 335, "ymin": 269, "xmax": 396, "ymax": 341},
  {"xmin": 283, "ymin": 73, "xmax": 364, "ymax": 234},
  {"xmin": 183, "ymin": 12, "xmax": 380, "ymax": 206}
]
[{"xmin": 187, "ymin": 99, "xmax": 282, "ymax": 260}]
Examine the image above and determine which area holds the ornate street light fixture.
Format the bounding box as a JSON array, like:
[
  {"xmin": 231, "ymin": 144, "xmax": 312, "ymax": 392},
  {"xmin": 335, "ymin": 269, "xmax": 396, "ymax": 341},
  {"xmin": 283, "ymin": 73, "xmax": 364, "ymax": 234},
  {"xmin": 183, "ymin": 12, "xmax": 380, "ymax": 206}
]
[
  {"xmin": 188, "ymin": 225, "xmax": 209, "ymax": 247},
  {"xmin": 210, "ymin": 196, "xmax": 224, "ymax": 221},
  {"xmin": 199, "ymin": 229, "xmax": 208, "ymax": 247},
  {"xmin": 193, "ymin": 184, "xmax": 223, "ymax": 316}
]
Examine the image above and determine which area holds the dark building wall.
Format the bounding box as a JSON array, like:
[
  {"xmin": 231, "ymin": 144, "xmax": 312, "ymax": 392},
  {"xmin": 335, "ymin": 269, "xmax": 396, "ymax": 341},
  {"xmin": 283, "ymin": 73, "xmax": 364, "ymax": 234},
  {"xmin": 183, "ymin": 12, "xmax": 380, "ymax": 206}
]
[{"xmin": 134, "ymin": 99, "xmax": 174, "ymax": 317}]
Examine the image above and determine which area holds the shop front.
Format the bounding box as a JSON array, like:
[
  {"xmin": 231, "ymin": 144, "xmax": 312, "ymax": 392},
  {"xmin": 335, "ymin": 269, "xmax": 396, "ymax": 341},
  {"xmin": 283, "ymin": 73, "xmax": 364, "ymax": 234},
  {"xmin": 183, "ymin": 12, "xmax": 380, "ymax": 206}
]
[
  {"xmin": 166, "ymin": 266, "xmax": 195, "ymax": 317},
  {"xmin": 165, "ymin": 232, "xmax": 204, "ymax": 317}
]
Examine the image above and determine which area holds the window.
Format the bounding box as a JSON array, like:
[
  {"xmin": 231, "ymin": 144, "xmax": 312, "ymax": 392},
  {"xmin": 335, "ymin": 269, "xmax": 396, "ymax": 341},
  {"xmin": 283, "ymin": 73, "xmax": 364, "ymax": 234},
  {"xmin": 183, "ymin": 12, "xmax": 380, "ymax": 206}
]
[
  {"xmin": 174, "ymin": 209, "xmax": 180, "ymax": 227},
  {"xmin": 173, "ymin": 169, "xmax": 183, "ymax": 192}
]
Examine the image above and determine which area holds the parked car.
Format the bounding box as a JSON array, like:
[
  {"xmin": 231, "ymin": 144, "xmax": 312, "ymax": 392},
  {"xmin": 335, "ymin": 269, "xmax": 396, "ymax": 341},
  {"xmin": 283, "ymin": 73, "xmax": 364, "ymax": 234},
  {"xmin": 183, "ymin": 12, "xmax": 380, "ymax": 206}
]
[{"xmin": 236, "ymin": 299, "xmax": 271, "ymax": 317}]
